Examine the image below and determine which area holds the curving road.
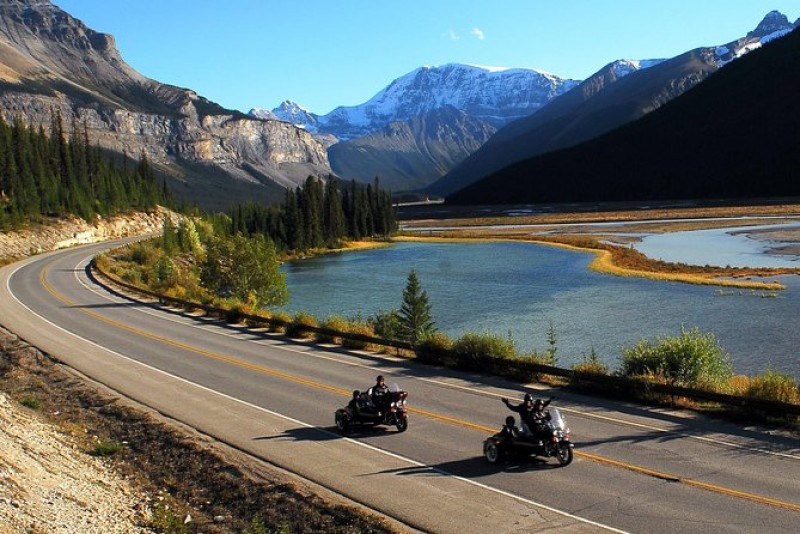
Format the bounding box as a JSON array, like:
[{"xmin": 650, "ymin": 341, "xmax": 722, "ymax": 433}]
[{"xmin": 1, "ymin": 239, "xmax": 799, "ymax": 533}]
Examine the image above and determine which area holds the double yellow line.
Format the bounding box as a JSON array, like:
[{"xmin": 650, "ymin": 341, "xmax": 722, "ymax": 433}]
[{"xmin": 40, "ymin": 262, "xmax": 800, "ymax": 513}]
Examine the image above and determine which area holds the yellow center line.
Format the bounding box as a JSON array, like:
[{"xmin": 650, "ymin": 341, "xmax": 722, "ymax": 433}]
[{"xmin": 40, "ymin": 262, "xmax": 800, "ymax": 513}]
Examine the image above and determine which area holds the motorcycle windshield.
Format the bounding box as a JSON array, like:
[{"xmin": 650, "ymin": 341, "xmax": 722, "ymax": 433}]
[{"xmin": 549, "ymin": 408, "xmax": 567, "ymax": 431}]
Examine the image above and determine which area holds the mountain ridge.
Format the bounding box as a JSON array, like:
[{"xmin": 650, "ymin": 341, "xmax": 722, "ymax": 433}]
[{"xmin": 0, "ymin": 0, "xmax": 331, "ymax": 210}]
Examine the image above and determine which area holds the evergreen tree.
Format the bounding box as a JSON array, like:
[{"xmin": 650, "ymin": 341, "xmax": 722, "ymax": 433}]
[
  {"xmin": 398, "ymin": 269, "xmax": 436, "ymax": 345},
  {"xmin": 284, "ymin": 187, "xmax": 305, "ymax": 251},
  {"xmin": 323, "ymin": 175, "xmax": 346, "ymax": 245},
  {"xmin": 301, "ymin": 176, "xmax": 324, "ymax": 249}
]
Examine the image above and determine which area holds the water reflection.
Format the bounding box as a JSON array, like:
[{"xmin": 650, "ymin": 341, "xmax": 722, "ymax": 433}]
[{"xmin": 280, "ymin": 242, "xmax": 798, "ymax": 378}]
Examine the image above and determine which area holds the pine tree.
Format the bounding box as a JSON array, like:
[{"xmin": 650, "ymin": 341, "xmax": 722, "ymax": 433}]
[
  {"xmin": 399, "ymin": 269, "xmax": 436, "ymax": 345},
  {"xmin": 323, "ymin": 175, "xmax": 346, "ymax": 245}
]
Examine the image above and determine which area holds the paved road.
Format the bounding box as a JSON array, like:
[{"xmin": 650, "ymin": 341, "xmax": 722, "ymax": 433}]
[{"xmin": 2, "ymin": 240, "xmax": 799, "ymax": 533}]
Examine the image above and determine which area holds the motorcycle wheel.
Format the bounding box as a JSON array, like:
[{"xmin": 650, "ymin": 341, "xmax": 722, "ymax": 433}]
[
  {"xmin": 395, "ymin": 415, "xmax": 408, "ymax": 433},
  {"xmin": 335, "ymin": 412, "xmax": 349, "ymax": 434},
  {"xmin": 556, "ymin": 443, "xmax": 573, "ymax": 466},
  {"xmin": 484, "ymin": 441, "xmax": 502, "ymax": 464}
]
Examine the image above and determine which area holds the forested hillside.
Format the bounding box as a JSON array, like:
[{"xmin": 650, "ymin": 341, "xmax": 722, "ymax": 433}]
[{"xmin": 0, "ymin": 114, "xmax": 170, "ymax": 229}]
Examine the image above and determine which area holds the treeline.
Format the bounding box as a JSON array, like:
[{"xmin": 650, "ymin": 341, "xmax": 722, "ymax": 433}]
[
  {"xmin": 224, "ymin": 176, "xmax": 396, "ymax": 252},
  {"xmin": 0, "ymin": 113, "xmax": 171, "ymax": 230}
]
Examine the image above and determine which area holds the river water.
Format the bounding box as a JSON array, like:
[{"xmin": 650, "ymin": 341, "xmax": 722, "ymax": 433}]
[{"xmin": 280, "ymin": 239, "xmax": 799, "ymax": 378}]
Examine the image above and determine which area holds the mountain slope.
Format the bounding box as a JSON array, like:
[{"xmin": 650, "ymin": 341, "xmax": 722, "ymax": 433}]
[
  {"xmin": 257, "ymin": 64, "xmax": 579, "ymax": 141},
  {"xmin": 447, "ymin": 28, "xmax": 800, "ymax": 205},
  {"xmin": 0, "ymin": 0, "xmax": 330, "ymax": 210},
  {"xmin": 327, "ymin": 106, "xmax": 496, "ymax": 191},
  {"xmin": 430, "ymin": 11, "xmax": 796, "ymax": 198}
]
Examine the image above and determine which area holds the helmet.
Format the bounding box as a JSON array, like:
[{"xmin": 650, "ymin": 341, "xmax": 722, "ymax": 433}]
[
  {"xmin": 534, "ymin": 399, "xmax": 544, "ymax": 407},
  {"xmin": 523, "ymin": 393, "xmax": 534, "ymax": 402},
  {"xmin": 505, "ymin": 415, "xmax": 516, "ymax": 426},
  {"xmin": 377, "ymin": 375, "xmax": 385, "ymax": 383},
  {"xmin": 352, "ymin": 390, "xmax": 360, "ymax": 397}
]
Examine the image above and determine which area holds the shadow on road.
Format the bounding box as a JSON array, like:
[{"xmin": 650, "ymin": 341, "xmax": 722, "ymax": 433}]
[{"xmin": 375, "ymin": 454, "xmax": 564, "ymax": 480}]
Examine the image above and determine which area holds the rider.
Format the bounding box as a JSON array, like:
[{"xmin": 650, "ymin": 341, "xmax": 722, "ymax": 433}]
[
  {"xmin": 347, "ymin": 390, "xmax": 362, "ymax": 417},
  {"xmin": 371, "ymin": 375, "xmax": 390, "ymax": 416},
  {"xmin": 501, "ymin": 415, "xmax": 519, "ymax": 439},
  {"xmin": 502, "ymin": 394, "xmax": 553, "ymax": 439}
]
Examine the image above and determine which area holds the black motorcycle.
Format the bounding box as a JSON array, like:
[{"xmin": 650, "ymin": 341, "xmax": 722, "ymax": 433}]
[
  {"xmin": 335, "ymin": 384, "xmax": 408, "ymax": 433},
  {"xmin": 483, "ymin": 407, "xmax": 573, "ymax": 466}
]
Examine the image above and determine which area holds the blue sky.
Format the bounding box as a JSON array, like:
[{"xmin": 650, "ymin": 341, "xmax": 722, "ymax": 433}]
[{"xmin": 54, "ymin": 1, "xmax": 798, "ymax": 115}]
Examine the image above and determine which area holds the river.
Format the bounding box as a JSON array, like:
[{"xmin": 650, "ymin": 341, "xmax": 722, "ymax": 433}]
[{"xmin": 279, "ymin": 239, "xmax": 799, "ymax": 378}]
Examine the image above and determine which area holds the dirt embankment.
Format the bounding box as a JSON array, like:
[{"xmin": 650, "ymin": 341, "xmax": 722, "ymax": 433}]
[{"xmin": 0, "ymin": 209, "xmax": 176, "ymax": 264}]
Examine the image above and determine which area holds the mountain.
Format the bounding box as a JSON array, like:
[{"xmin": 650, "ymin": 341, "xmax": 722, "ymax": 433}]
[
  {"xmin": 255, "ymin": 64, "xmax": 580, "ymax": 141},
  {"xmin": 0, "ymin": 0, "xmax": 330, "ymax": 210},
  {"xmin": 446, "ymin": 27, "xmax": 800, "ymax": 206},
  {"xmin": 251, "ymin": 64, "xmax": 578, "ymax": 191},
  {"xmin": 430, "ymin": 11, "xmax": 797, "ymax": 198},
  {"xmin": 326, "ymin": 106, "xmax": 496, "ymax": 192}
]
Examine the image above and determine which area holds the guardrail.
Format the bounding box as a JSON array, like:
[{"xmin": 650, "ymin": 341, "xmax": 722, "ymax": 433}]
[{"xmin": 90, "ymin": 259, "xmax": 800, "ymax": 419}]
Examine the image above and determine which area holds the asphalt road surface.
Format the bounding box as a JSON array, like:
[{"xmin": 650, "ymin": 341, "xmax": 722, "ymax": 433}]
[{"xmin": 1, "ymin": 239, "xmax": 798, "ymax": 533}]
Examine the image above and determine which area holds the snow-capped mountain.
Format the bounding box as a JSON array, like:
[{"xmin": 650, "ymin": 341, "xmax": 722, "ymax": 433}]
[
  {"xmin": 253, "ymin": 64, "xmax": 580, "ymax": 141},
  {"xmin": 716, "ymin": 10, "xmax": 797, "ymax": 65},
  {"xmin": 252, "ymin": 100, "xmax": 318, "ymax": 131}
]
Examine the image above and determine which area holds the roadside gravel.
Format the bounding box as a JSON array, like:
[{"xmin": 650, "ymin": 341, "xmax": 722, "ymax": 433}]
[{"xmin": 0, "ymin": 391, "xmax": 152, "ymax": 533}]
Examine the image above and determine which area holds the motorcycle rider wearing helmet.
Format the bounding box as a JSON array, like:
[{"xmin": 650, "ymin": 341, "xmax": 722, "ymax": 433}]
[
  {"xmin": 371, "ymin": 375, "xmax": 390, "ymax": 416},
  {"xmin": 347, "ymin": 389, "xmax": 362, "ymax": 417},
  {"xmin": 502, "ymin": 393, "xmax": 553, "ymax": 439}
]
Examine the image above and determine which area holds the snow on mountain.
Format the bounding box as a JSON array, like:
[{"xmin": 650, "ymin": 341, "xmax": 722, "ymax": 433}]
[
  {"xmin": 607, "ymin": 59, "xmax": 666, "ymax": 77},
  {"xmin": 248, "ymin": 107, "xmax": 278, "ymax": 121},
  {"xmin": 715, "ymin": 10, "xmax": 796, "ymax": 65},
  {"xmin": 254, "ymin": 64, "xmax": 580, "ymax": 141}
]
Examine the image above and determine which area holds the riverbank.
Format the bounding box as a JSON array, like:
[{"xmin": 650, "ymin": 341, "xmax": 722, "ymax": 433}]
[
  {"xmin": 393, "ymin": 234, "xmax": 794, "ymax": 290},
  {"xmin": 395, "ymin": 202, "xmax": 800, "ymax": 290}
]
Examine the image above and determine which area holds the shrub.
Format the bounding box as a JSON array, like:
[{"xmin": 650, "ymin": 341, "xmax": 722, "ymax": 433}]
[
  {"xmin": 746, "ymin": 370, "xmax": 800, "ymax": 404},
  {"xmin": 572, "ymin": 347, "xmax": 610, "ymax": 375},
  {"xmin": 268, "ymin": 311, "xmax": 291, "ymax": 333},
  {"xmin": 150, "ymin": 504, "xmax": 188, "ymax": 534},
  {"xmin": 415, "ymin": 331, "xmax": 454, "ymax": 365},
  {"xmin": 128, "ymin": 241, "xmax": 160, "ymax": 266},
  {"xmin": 369, "ymin": 309, "xmax": 403, "ymax": 340},
  {"xmin": 90, "ymin": 440, "xmax": 122, "ymax": 457},
  {"xmin": 20, "ymin": 396, "xmax": 41, "ymax": 410},
  {"xmin": 620, "ymin": 326, "xmax": 733, "ymax": 389},
  {"xmin": 286, "ymin": 312, "xmax": 318, "ymax": 339},
  {"xmin": 452, "ymin": 332, "xmax": 517, "ymax": 372},
  {"xmin": 341, "ymin": 320, "xmax": 377, "ymax": 351},
  {"xmin": 318, "ymin": 315, "xmax": 349, "ymax": 344}
]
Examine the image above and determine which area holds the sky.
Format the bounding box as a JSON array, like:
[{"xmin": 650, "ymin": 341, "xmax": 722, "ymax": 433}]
[{"xmin": 53, "ymin": 1, "xmax": 798, "ymax": 116}]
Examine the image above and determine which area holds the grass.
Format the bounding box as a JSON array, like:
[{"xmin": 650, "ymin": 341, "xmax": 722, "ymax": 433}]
[
  {"xmin": 20, "ymin": 395, "xmax": 41, "ymax": 410},
  {"xmin": 90, "ymin": 440, "xmax": 123, "ymax": 457}
]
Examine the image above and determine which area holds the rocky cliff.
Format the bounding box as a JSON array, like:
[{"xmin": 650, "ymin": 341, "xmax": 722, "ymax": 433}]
[{"xmin": 0, "ymin": 0, "xmax": 331, "ymax": 210}]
